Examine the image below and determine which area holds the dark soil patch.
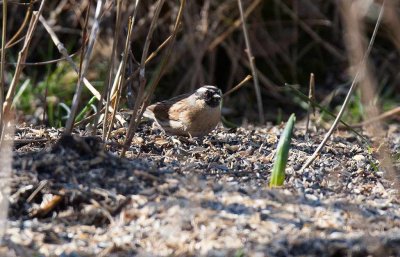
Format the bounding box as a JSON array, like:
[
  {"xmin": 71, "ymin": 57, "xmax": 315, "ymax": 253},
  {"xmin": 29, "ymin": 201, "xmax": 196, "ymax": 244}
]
[{"xmin": 3, "ymin": 124, "xmax": 400, "ymax": 257}]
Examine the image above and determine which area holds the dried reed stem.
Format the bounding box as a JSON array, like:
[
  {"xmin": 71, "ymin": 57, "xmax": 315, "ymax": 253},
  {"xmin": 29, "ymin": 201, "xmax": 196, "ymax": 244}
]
[
  {"xmin": 2, "ymin": 0, "xmax": 46, "ymax": 129},
  {"xmin": 351, "ymin": 106, "xmax": 400, "ymax": 128},
  {"xmin": 93, "ymin": 0, "xmax": 123, "ymax": 136},
  {"xmin": 119, "ymin": 0, "xmax": 166, "ymax": 142},
  {"xmin": 208, "ymin": 0, "xmax": 262, "ymax": 51},
  {"xmin": 275, "ymin": 0, "xmax": 345, "ymax": 61},
  {"xmin": 4, "ymin": 0, "xmax": 33, "ymax": 49},
  {"xmin": 39, "ymin": 15, "xmax": 101, "ymax": 100},
  {"xmin": 0, "ymin": 0, "xmax": 7, "ymax": 139},
  {"xmin": 104, "ymin": 15, "xmax": 136, "ymax": 141},
  {"xmin": 65, "ymin": 0, "xmax": 103, "ymax": 134},
  {"xmin": 237, "ymin": 0, "xmax": 264, "ymax": 124},
  {"xmin": 300, "ymin": 1, "xmax": 384, "ymax": 172},
  {"xmin": 340, "ymin": 0, "xmax": 397, "ymax": 188},
  {"xmin": 223, "ymin": 75, "xmax": 252, "ymax": 98},
  {"xmin": 102, "ymin": 0, "xmax": 140, "ymax": 139},
  {"xmin": 0, "ymin": 113, "xmax": 14, "ymax": 244},
  {"xmin": 121, "ymin": 0, "xmax": 185, "ymax": 157},
  {"xmin": 305, "ymin": 73, "xmax": 315, "ymax": 136}
]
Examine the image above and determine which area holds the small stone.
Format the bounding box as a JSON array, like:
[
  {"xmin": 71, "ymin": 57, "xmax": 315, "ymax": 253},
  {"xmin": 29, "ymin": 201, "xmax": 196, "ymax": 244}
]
[{"xmin": 353, "ymin": 154, "xmax": 366, "ymax": 162}]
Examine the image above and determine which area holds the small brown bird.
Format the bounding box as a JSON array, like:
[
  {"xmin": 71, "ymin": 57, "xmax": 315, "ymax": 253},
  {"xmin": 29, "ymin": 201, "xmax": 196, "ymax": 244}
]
[{"xmin": 144, "ymin": 85, "xmax": 222, "ymax": 137}]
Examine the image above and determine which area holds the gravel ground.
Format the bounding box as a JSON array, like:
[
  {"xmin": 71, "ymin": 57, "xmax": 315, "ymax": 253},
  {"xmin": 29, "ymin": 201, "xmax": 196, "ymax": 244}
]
[{"xmin": 2, "ymin": 123, "xmax": 400, "ymax": 257}]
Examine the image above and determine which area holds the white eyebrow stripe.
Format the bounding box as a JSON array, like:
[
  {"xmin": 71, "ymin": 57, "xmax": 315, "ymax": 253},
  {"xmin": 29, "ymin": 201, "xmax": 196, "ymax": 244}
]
[
  {"xmin": 196, "ymin": 88, "xmax": 209, "ymax": 93},
  {"xmin": 196, "ymin": 85, "xmax": 220, "ymax": 94}
]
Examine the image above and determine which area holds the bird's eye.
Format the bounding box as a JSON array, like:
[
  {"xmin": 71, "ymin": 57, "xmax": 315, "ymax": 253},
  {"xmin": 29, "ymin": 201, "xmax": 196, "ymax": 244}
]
[{"xmin": 206, "ymin": 91, "xmax": 213, "ymax": 97}]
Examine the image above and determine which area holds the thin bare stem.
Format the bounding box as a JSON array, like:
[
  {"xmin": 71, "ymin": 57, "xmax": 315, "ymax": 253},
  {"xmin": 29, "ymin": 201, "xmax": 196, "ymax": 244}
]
[
  {"xmin": 2, "ymin": 0, "xmax": 46, "ymax": 123},
  {"xmin": 0, "ymin": 0, "xmax": 7, "ymax": 139},
  {"xmin": 121, "ymin": 0, "xmax": 185, "ymax": 157},
  {"xmin": 119, "ymin": 0, "xmax": 166, "ymax": 140},
  {"xmin": 102, "ymin": 0, "xmax": 139, "ymax": 140},
  {"xmin": 305, "ymin": 73, "xmax": 315, "ymax": 136},
  {"xmin": 237, "ymin": 0, "xmax": 264, "ymax": 124},
  {"xmin": 351, "ymin": 106, "xmax": 400, "ymax": 128},
  {"xmin": 4, "ymin": 0, "xmax": 33, "ymax": 49},
  {"xmin": 65, "ymin": 0, "xmax": 103, "ymax": 134},
  {"xmin": 0, "ymin": 112, "xmax": 14, "ymax": 244},
  {"xmin": 105, "ymin": 16, "xmax": 136, "ymax": 141},
  {"xmin": 124, "ymin": 34, "xmax": 174, "ymax": 87},
  {"xmin": 97, "ymin": 2, "xmax": 121, "ymax": 131},
  {"xmin": 208, "ymin": 0, "xmax": 262, "ymax": 51},
  {"xmin": 299, "ymin": 1, "xmax": 384, "ymax": 172},
  {"xmin": 275, "ymin": 0, "xmax": 345, "ymax": 61},
  {"xmin": 145, "ymin": 35, "xmax": 172, "ymax": 63},
  {"xmin": 340, "ymin": 0, "xmax": 397, "ymax": 188},
  {"xmin": 96, "ymin": 0, "xmax": 124, "ymax": 137},
  {"xmin": 39, "ymin": 15, "xmax": 101, "ymax": 100},
  {"xmin": 223, "ymin": 75, "xmax": 252, "ymax": 98}
]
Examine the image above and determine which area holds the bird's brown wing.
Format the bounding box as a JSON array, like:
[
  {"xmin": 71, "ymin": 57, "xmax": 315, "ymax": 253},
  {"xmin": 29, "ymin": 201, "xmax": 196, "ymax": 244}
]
[{"xmin": 146, "ymin": 93, "xmax": 190, "ymax": 122}]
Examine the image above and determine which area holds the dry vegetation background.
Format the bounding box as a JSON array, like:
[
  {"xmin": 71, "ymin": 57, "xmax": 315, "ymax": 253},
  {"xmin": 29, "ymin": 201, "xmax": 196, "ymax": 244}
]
[{"xmin": 1, "ymin": 0, "xmax": 400, "ymax": 127}]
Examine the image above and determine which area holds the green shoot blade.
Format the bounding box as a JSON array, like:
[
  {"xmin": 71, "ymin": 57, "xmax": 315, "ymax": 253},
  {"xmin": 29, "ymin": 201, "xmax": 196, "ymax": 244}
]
[{"xmin": 269, "ymin": 113, "xmax": 296, "ymax": 187}]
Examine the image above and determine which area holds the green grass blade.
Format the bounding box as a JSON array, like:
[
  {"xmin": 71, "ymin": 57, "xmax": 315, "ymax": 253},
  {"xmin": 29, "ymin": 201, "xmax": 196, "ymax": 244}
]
[
  {"xmin": 76, "ymin": 96, "xmax": 97, "ymax": 122},
  {"xmin": 269, "ymin": 113, "xmax": 296, "ymax": 187}
]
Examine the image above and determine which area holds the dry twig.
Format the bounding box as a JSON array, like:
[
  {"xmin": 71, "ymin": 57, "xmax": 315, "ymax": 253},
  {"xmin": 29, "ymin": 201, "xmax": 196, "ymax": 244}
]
[
  {"xmin": 65, "ymin": 0, "xmax": 103, "ymax": 134},
  {"xmin": 2, "ymin": 0, "xmax": 46, "ymax": 131},
  {"xmin": 223, "ymin": 75, "xmax": 252, "ymax": 98},
  {"xmin": 339, "ymin": 0, "xmax": 397, "ymax": 188},
  {"xmin": 104, "ymin": 14, "xmax": 137, "ymax": 141},
  {"xmin": 97, "ymin": 0, "xmax": 126, "ymax": 137},
  {"xmin": 300, "ymin": 1, "xmax": 384, "ymax": 172},
  {"xmin": 305, "ymin": 73, "xmax": 315, "ymax": 136},
  {"xmin": 38, "ymin": 15, "xmax": 101, "ymax": 100},
  {"xmin": 0, "ymin": 0, "xmax": 7, "ymax": 139},
  {"xmin": 237, "ymin": 0, "xmax": 264, "ymax": 124},
  {"xmin": 0, "ymin": 112, "xmax": 14, "ymax": 244},
  {"xmin": 121, "ymin": 0, "xmax": 185, "ymax": 157},
  {"xmin": 351, "ymin": 106, "xmax": 400, "ymax": 128},
  {"xmin": 208, "ymin": 0, "xmax": 262, "ymax": 51}
]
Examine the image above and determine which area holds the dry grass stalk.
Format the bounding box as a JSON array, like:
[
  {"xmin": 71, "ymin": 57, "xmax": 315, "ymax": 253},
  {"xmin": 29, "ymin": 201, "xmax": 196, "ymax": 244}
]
[
  {"xmin": 237, "ymin": 0, "xmax": 264, "ymax": 124},
  {"xmin": 77, "ymin": 18, "xmax": 177, "ymax": 130},
  {"xmin": 0, "ymin": 0, "xmax": 7, "ymax": 139},
  {"xmin": 351, "ymin": 106, "xmax": 400, "ymax": 128},
  {"xmin": 93, "ymin": 0, "xmax": 123, "ymax": 136},
  {"xmin": 0, "ymin": 113, "xmax": 14, "ymax": 244},
  {"xmin": 223, "ymin": 75, "xmax": 252, "ymax": 98},
  {"xmin": 275, "ymin": 0, "xmax": 345, "ymax": 61},
  {"xmin": 382, "ymin": 0, "xmax": 400, "ymax": 51},
  {"xmin": 104, "ymin": 15, "xmax": 136, "ymax": 141},
  {"xmin": 117, "ymin": 0, "xmax": 167, "ymax": 145},
  {"xmin": 0, "ymin": 1, "xmax": 33, "ymax": 54},
  {"xmin": 3, "ymin": 0, "xmax": 33, "ymax": 50},
  {"xmin": 115, "ymin": 33, "xmax": 174, "ymax": 97},
  {"xmin": 65, "ymin": 0, "xmax": 103, "ymax": 134},
  {"xmin": 102, "ymin": 0, "xmax": 140, "ymax": 140},
  {"xmin": 2, "ymin": 0, "xmax": 46, "ymax": 135},
  {"xmin": 207, "ymin": 0, "xmax": 262, "ymax": 51},
  {"xmin": 121, "ymin": 0, "xmax": 186, "ymax": 157},
  {"xmin": 38, "ymin": 15, "xmax": 101, "ymax": 100},
  {"xmin": 340, "ymin": 0, "xmax": 397, "ymax": 187},
  {"xmin": 305, "ymin": 73, "xmax": 315, "ymax": 136},
  {"xmin": 234, "ymin": 51, "xmax": 282, "ymax": 99},
  {"xmin": 299, "ymin": 0, "xmax": 384, "ymax": 172},
  {"xmin": 120, "ymin": 0, "xmax": 169, "ymax": 155}
]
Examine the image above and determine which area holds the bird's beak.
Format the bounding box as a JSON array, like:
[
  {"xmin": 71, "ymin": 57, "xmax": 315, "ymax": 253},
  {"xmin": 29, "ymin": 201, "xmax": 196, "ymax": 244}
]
[{"xmin": 213, "ymin": 94, "xmax": 221, "ymax": 100}]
